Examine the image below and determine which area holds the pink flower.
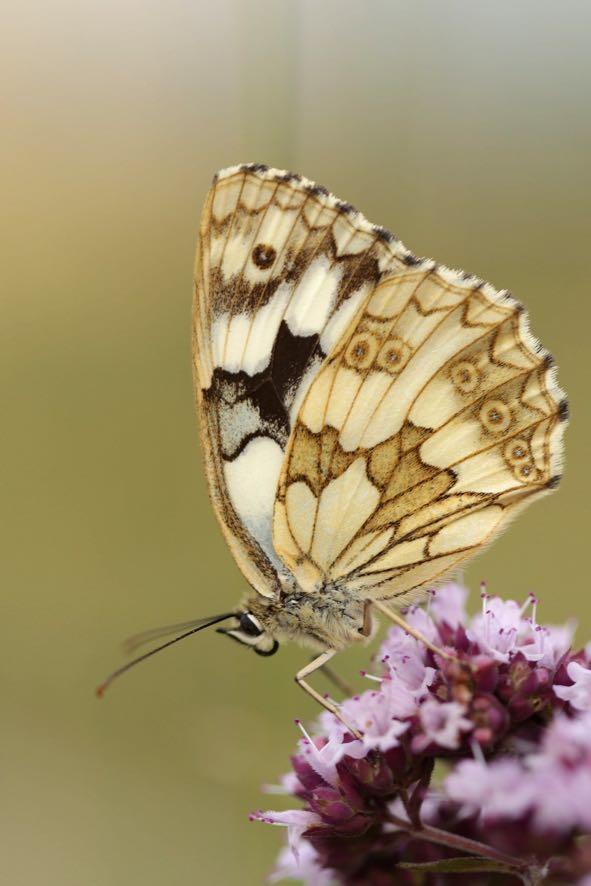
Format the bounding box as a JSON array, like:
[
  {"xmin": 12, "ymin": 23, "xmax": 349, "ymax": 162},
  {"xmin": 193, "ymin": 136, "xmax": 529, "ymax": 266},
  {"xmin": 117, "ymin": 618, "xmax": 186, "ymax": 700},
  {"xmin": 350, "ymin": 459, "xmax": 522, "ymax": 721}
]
[
  {"xmin": 539, "ymin": 621, "xmax": 575, "ymax": 668},
  {"xmin": 344, "ymin": 690, "xmax": 410, "ymax": 752},
  {"xmin": 531, "ymin": 766, "xmax": 591, "ymax": 833},
  {"xmin": 430, "ymin": 582, "xmax": 468, "ymax": 628},
  {"xmin": 250, "ymin": 808, "xmax": 321, "ymax": 857},
  {"xmin": 468, "ymin": 594, "xmax": 573, "ymax": 668},
  {"xmin": 295, "ymin": 730, "xmax": 366, "ymax": 789},
  {"xmin": 404, "ymin": 604, "xmax": 440, "ymax": 645},
  {"xmin": 445, "ymin": 757, "xmax": 535, "ymax": 821},
  {"xmin": 379, "ymin": 622, "xmax": 429, "ymax": 670},
  {"xmin": 414, "ymin": 698, "xmax": 473, "ymax": 750},
  {"xmin": 445, "ymin": 713, "xmax": 591, "ymax": 835},
  {"xmin": 262, "ymin": 771, "xmax": 304, "ymax": 796},
  {"xmin": 380, "ymin": 673, "xmax": 425, "ymax": 717},
  {"xmin": 254, "ymin": 583, "xmax": 591, "ymax": 883},
  {"xmin": 554, "ymin": 661, "xmax": 591, "ymax": 711},
  {"xmin": 469, "ymin": 596, "xmax": 526, "ymax": 661},
  {"xmin": 528, "ymin": 713, "xmax": 591, "ymax": 833},
  {"xmin": 383, "ymin": 650, "xmax": 435, "ymax": 696},
  {"xmin": 540, "ymin": 710, "xmax": 591, "ymax": 766},
  {"xmin": 270, "ymin": 841, "xmax": 334, "ymax": 885}
]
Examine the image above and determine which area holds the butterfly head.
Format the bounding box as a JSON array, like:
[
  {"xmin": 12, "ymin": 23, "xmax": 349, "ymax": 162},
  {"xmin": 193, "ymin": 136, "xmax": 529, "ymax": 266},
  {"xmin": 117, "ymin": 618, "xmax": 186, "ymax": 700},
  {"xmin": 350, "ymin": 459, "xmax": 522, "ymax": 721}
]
[
  {"xmin": 216, "ymin": 585, "xmax": 372, "ymax": 655},
  {"xmin": 216, "ymin": 610, "xmax": 279, "ymax": 657}
]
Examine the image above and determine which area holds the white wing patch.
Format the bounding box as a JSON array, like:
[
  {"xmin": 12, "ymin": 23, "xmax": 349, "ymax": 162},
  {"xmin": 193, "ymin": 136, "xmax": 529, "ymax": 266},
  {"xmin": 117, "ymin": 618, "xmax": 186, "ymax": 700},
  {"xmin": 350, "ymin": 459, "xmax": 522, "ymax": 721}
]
[
  {"xmin": 223, "ymin": 436, "xmax": 285, "ymax": 571},
  {"xmin": 284, "ymin": 256, "xmax": 343, "ymax": 337}
]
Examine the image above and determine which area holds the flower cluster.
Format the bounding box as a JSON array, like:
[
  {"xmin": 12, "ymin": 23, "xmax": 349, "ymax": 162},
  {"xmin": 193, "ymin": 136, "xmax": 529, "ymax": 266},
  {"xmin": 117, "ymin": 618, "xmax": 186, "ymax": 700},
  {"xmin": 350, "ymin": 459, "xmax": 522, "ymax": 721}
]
[{"xmin": 252, "ymin": 584, "xmax": 591, "ymax": 884}]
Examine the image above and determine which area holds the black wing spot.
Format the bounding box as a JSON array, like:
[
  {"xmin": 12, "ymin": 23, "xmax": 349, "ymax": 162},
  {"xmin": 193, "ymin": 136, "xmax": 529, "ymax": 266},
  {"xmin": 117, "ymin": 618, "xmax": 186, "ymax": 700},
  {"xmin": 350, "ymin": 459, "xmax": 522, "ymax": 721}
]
[
  {"xmin": 210, "ymin": 322, "xmax": 320, "ymax": 461},
  {"xmin": 242, "ymin": 162, "xmax": 269, "ymax": 174},
  {"xmin": 252, "ymin": 243, "xmax": 277, "ymax": 269},
  {"xmin": 402, "ymin": 252, "xmax": 422, "ymax": 267},
  {"xmin": 275, "ymin": 171, "xmax": 301, "ymax": 183},
  {"xmin": 373, "ymin": 225, "xmax": 395, "ymax": 244},
  {"xmin": 305, "ymin": 183, "xmax": 329, "ymax": 197}
]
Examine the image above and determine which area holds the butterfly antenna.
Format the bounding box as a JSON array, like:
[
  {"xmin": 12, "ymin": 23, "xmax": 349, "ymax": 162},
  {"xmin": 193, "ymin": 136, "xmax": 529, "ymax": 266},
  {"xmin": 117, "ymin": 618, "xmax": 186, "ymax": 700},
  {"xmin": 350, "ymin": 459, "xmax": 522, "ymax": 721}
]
[
  {"xmin": 123, "ymin": 616, "xmax": 231, "ymax": 654},
  {"xmin": 96, "ymin": 612, "xmax": 236, "ymax": 697}
]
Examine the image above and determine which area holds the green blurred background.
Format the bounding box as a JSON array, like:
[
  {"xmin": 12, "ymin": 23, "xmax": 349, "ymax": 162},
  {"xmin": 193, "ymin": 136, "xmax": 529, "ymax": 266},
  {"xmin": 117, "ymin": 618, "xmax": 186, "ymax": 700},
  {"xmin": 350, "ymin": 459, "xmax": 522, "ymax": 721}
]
[{"xmin": 2, "ymin": 1, "xmax": 590, "ymax": 883}]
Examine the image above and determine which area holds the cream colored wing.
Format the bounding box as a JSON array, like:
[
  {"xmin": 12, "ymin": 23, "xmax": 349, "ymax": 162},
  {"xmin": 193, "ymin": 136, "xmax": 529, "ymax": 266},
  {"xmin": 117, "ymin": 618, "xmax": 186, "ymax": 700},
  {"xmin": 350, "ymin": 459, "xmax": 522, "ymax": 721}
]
[
  {"xmin": 193, "ymin": 164, "xmax": 400, "ymax": 597},
  {"xmin": 274, "ymin": 261, "xmax": 567, "ymax": 607}
]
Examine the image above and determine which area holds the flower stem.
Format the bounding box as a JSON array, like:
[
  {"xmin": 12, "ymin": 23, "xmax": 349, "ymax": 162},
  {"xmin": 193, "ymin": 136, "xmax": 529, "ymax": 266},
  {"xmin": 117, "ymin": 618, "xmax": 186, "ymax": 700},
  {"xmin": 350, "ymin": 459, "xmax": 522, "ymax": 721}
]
[{"xmin": 386, "ymin": 812, "xmax": 530, "ymax": 873}]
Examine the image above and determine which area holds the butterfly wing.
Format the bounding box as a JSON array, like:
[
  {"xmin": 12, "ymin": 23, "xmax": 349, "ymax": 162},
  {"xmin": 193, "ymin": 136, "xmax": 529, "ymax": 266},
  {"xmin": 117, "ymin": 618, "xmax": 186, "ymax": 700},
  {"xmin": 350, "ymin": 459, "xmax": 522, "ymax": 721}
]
[
  {"xmin": 274, "ymin": 257, "xmax": 567, "ymax": 607},
  {"xmin": 193, "ymin": 164, "xmax": 399, "ymax": 596}
]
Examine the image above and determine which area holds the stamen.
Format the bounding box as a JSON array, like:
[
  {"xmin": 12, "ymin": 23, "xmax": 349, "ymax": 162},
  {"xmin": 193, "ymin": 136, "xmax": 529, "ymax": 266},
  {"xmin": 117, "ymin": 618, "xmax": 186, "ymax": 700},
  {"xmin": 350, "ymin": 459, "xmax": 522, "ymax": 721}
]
[
  {"xmin": 480, "ymin": 582, "xmax": 489, "ymax": 618},
  {"xmin": 295, "ymin": 719, "xmax": 314, "ymax": 746},
  {"xmin": 519, "ymin": 591, "xmax": 538, "ymax": 621},
  {"xmin": 363, "ymin": 672, "xmax": 383, "ymax": 683},
  {"xmin": 296, "ymin": 718, "xmax": 340, "ymax": 783},
  {"xmin": 507, "ymin": 626, "xmax": 517, "ymax": 654},
  {"xmin": 536, "ymin": 625, "xmax": 546, "ymax": 656},
  {"xmin": 531, "ymin": 594, "xmax": 539, "ymax": 628}
]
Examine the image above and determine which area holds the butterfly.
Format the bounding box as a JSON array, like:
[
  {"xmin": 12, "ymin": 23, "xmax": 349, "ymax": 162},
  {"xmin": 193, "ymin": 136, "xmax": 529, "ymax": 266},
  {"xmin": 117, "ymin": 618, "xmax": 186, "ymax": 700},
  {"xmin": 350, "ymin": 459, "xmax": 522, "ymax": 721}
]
[{"xmin": 98, "ymin": 163, "xmax": 567, "ymax": 718}]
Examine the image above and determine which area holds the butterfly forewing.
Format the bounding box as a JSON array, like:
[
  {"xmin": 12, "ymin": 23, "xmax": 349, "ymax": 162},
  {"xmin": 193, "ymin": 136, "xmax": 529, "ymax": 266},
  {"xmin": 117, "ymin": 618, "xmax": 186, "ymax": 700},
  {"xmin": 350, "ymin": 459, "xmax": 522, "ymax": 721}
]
[{"xmin": 193, "ymin": 164, "xmax": 400, "ymax": 595}]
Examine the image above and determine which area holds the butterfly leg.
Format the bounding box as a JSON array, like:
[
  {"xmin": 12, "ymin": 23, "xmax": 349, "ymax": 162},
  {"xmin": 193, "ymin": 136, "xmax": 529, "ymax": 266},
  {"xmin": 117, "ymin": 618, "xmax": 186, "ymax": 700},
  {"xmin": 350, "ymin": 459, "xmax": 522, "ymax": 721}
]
[
  {"xmin": 372, "ymin": 599, "xmax": 456, "ymax": 661},
  {"xmin": 295, "ymin": 651, "xmax": 362, "ymax": 739},
  {"xmin": 360, "ymin": 599, "xmax": 373, "ymax": 637},
  {"xmin": 302, "ymin": 601, "xmax": 370, "ymax": 699}
]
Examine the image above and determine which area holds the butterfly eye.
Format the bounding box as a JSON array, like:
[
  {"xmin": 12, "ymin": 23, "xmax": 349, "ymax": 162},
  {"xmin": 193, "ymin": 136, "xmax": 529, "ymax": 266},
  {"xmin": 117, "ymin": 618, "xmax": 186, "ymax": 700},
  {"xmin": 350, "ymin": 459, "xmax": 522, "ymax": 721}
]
[{"xmin": 239, "ymin": 612, "xmax": 263, "ymax": 637}]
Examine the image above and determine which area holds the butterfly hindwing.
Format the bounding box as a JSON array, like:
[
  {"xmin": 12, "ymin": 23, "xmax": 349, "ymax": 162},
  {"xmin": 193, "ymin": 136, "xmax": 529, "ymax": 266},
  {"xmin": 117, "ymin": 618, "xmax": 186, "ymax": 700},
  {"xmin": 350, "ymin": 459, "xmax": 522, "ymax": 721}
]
[
  {"xmin": 193, "ymin": 164, "xmax": 400, "ymax": 595},
  {"xmin": 274, "ymin": 264, "xmax": 567, "ymax": 605}
]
